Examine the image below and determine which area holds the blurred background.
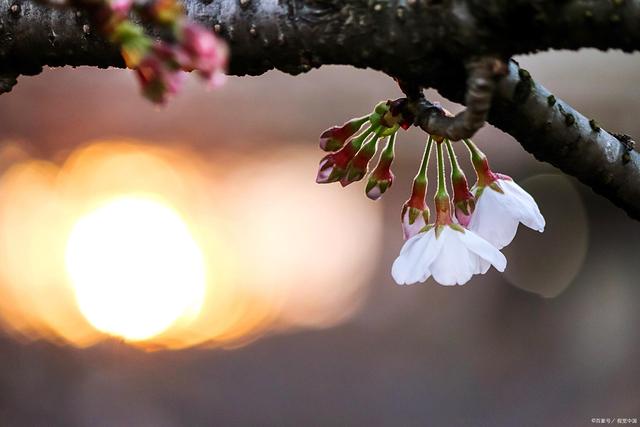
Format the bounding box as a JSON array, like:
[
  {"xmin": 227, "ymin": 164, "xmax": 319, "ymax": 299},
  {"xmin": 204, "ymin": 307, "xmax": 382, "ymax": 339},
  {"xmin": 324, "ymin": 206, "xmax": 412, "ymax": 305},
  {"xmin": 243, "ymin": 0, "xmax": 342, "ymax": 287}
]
[{"xmin": 0, "ymin": 49, "xmax": 638, "ymax": 426}]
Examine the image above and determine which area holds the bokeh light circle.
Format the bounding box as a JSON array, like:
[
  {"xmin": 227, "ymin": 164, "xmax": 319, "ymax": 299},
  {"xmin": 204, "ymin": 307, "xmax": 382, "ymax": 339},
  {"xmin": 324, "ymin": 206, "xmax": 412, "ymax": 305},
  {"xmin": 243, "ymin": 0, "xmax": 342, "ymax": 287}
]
[{"xmin": 65, "ymin": 196, "xmax": 207, "ymax": 341}]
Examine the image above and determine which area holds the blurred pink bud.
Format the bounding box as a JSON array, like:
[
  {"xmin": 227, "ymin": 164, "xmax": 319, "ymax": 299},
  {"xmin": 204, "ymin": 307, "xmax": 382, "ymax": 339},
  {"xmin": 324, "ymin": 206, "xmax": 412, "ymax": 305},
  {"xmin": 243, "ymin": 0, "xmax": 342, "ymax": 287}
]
[
  {"xmin": 180, "ymin": 23, "xmax": 228, "ymax": 83},
  {"xmin": 110, "ymin": 0, "xmax": 133, "ymax": 15},
  {"xmin": 135, "ymin": 52, "xmax": 185, "ymax": 104}
]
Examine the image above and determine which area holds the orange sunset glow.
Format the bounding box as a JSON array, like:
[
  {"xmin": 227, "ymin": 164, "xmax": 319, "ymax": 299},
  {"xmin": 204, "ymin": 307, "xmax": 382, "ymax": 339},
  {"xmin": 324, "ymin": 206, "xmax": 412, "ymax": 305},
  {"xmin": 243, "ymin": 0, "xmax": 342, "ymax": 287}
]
[{"xmin": 0, "ymin": 140, "xmax": 383, "ymax": 349}]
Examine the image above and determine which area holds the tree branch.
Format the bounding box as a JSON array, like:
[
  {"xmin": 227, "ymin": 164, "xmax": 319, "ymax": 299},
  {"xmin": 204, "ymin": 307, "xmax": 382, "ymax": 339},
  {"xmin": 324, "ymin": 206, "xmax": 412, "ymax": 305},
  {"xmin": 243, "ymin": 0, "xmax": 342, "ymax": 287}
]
[
  {"xmin": 409, "ymin": 60, "xmax": 640, "ymax": 220},
  {"xmin": 490, "ymin": 61, "xmax": 640, "ymax": 221},
  {"xmin": 408, "ymin": 56, "xmax": 508, "ymax": 141},
  {"xmin": 1, "ymin": 0, "xmax": 639, "ymax": 218}
]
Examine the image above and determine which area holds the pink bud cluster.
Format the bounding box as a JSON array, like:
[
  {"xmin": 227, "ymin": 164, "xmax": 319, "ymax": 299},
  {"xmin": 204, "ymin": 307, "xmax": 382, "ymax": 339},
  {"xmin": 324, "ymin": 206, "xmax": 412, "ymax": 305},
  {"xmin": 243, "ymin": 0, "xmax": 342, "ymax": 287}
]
[
  {"xmin": 135, "ymin": 24, "xmax": 228, "ymax": 103},
  {"xmin": 316, "ymin": 101, "xmax": 412, "ymax": 201},
  {"xmin": 97, "ymin": 0, "xmax": 228, "ymax": 104}
]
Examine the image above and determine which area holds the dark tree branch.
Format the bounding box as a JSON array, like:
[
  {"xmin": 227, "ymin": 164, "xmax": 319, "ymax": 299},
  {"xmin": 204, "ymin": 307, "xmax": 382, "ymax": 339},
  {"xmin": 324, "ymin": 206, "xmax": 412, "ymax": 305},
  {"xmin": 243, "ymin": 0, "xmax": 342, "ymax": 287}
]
[
  {"xmin": 0, "ymin": 0, "xmax": 639, "ymax": 219},
  {"xmin": 409, "ymin": 56, "xmax": 507, "ymax": 141},
  {"xmin": 407, "ymin": 60, "xmax": 640, "ymax": 220},
  {"xmin": 490, "ymin": 61, "xmax": 640, "ymax": 221}
]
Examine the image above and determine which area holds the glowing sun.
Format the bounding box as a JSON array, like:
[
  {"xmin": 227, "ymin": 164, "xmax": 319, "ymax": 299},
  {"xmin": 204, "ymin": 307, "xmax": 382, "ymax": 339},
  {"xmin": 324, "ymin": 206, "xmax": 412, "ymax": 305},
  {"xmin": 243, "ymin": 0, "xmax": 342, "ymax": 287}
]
[{"xmin": 65, "ymin": 196, "xmax": 207, "ymax": 341}]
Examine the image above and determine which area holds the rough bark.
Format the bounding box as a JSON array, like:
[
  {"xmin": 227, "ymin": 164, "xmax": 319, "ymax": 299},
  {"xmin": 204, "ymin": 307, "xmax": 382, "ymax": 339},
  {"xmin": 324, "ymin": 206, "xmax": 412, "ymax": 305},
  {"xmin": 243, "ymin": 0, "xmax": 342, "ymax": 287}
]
[{"xmin": 0, "ymin": 0, "xmax": 639, "ymax": 218}]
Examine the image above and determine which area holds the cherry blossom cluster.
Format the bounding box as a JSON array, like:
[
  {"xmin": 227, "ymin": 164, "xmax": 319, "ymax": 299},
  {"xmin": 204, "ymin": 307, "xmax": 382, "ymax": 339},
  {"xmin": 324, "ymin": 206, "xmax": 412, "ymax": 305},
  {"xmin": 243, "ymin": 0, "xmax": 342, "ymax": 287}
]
[
  {"xmin": 89, "ymin": 0, "xmax": 228, "ymax": 103},
  {"xmin": 316, "ymin": 100, "xmax": 545, "ymax": 286}
]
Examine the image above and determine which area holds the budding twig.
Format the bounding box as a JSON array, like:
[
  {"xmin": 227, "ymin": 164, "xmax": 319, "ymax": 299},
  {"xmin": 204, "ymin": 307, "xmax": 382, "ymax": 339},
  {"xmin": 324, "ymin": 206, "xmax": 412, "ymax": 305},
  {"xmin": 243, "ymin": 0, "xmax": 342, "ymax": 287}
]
[{"xmin": 409, "ymin": 56, "xmax": 508, "ymax": 141}]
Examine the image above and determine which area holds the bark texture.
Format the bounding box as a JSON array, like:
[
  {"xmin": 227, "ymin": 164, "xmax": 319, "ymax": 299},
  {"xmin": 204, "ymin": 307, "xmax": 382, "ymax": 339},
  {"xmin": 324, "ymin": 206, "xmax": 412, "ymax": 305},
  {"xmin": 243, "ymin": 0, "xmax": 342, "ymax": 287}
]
[{"xmin": 0, "ymin": 0, "xmax": 639, "ymax": 218}]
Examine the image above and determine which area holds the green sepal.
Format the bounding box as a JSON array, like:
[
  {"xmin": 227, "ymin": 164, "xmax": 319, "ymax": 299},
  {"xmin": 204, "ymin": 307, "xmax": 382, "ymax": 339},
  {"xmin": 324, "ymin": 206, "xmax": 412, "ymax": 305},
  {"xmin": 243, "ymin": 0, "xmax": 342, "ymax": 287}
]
[
  {"xmin": 418, "ymin": 224, "xmax": 435, "ymax": 234},
  {"xmin": 408, "ymin": 207, "xmax": 420, "ymax": 225},
  {"xmin": 450, "ymin": 223, "xmax": 465, "ymax": 233},
  {"xmin": 114, "ymin": 22, "xmax": 152, "ymax": 68},
  {"xmin": 489, "ymin": 181, "xmax": 504, "ymax": 194},
  {"xmin": 422, "ymin": 208, "xmax": 431, "ymax": 225},
  {"xmin": 366, "ymin": 179, "xmax": 390, "ymax": 194}
]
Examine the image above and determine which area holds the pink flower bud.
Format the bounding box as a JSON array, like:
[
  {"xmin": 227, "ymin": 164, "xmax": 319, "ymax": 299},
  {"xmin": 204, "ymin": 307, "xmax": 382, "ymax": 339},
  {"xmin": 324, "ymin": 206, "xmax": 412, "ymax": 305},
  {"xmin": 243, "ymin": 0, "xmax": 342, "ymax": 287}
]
[
  {"xmin": 366, "ymin": 172, "xmax": 394, "ymax": 201},
  {"xmin": 401, "ymin": 203, "xmax": 430, "ymax": 241},
  {"xmin": 365, "ymin": 151, "xmax": 394, "ymax": 201},
  {"xmin": 451, "ymin": 171, "xmax": 475, "ymax": 227},
  {"xmin": 319, "ymin": 117, "xmax": 368, "ymax": 152},
  {"xmin": 135, "ymin": 51, "xmax": 185, "ymax": 104},
  {"xmin": 315, "ymin": 141, "xmax": 359, "ymax": 184},
  {"xmin": 400, "ymin": 179, "xmax": 429, "ymax": 240},
  {"xmin": 179, "ymin": 23, "xmax": 228, "ymax": 82},
  {"xmin": 341, "ymin": 140, "xmax": 378, "ymax": 187},
  {"xmin": 110, "ymin": 0, "xmax": 133, "ymax": 16}
]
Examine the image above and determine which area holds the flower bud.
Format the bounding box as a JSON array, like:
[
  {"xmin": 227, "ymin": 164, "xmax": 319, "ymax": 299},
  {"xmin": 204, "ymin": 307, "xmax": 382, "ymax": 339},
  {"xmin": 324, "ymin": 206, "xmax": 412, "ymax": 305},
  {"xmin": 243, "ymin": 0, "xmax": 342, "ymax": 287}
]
[
  {"xmin": 451, "ymin": 170, "xmax": 475, "ymax": 227},
  {"xmin": 179, "ymin": 22, "xmax": 228, "ymax": 83},
  {"xmin": 135, "ymin": 51, "xmax": 185, "ymax": 104},
  {"xmin": 341, "ymin": 136, "xmax": 380, "ymax": 187},
  {"xmin": 148, "ymin": 0, "xmax": 184, "ymax": 25},
  {"xmin": 315, "ymin": 140, "xmax": 360, "ymax": 184},
  {"xmin": 366, "ymin": 171, "xmax": 394, "ymax": 200},
  {"xmin": 401, "ymin": 178, "xmax": 430, "ymax": 240},
  {"xmin": 365, "ymin": 136, "xmax": 395, "ymax": 200},
  {"xmin": 319, "ymin": 116, "xmax": 369, "ymax": 152},
  {"xmin": 110, "ymin": 0, "xmax": 133, "ymax": 16},
  {"xmin": 112, "ymin": 21, "xmax": 151, "ymax": 68}
]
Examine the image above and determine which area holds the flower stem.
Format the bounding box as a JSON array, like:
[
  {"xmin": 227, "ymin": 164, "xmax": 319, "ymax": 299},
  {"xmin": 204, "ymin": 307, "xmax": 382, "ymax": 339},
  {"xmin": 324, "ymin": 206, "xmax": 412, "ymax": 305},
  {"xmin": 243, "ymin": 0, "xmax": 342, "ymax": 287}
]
[
  {"xmin": 407, "ymin": 136, "xmax": 433, "ymax": 211},
  {"xmin": 416, "ymin": 135, "xmax": 434, "ymax": 180},
  {"xmin": 463, "ymin": 138, "xmax": 487, "ymax": 169},
  {"xmin": 352, "ymin": 125, "xmax": 378, "ymax": 150},
  {"xmin": 434, "ymin": 140, "xmax": 453, "ymax": 227},
  {"xmin": 463, "ymin": 138, "xmax": 495, "ymax": 186},
  {"xmin": 445, "ymin": 139, "xmax": 463, "ymax": 176},
  {"xmin": 381, "ymin": 132, "xmax": 396, "ymax": 160},
  {"xmin": 436, "ymin": 140, "xmax": 448, "ymax": 197}
]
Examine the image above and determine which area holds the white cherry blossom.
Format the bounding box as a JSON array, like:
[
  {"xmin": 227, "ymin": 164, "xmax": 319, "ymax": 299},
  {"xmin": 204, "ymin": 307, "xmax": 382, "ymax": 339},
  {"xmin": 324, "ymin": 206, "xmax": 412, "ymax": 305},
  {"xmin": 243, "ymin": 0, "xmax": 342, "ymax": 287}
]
[
  {"xmin": 469, "ymin": 177, "xmax": 545, "ymax": 250},
  {"xmin": 392, "ymin": 225, "xmax": 507, "ymax": 286}
]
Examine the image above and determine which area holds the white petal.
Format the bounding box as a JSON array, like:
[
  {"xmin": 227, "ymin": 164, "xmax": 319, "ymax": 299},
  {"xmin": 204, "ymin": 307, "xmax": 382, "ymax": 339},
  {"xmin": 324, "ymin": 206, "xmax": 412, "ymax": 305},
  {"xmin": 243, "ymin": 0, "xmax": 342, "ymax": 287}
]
[
  {"xmin": 391, "ymin": 230, "xmax": 441, "ymax": 285},
  {"xmin": 459, "ymin": 229, "xmax": 507, "ymax": 273},
  {"xmin": 469, "ymin": 189, "xmax": 519, "ymax": 249},
  {"xmin": 501, "ymin": 180, "xmax": 546, "ymax": 232},
  {"xmin": 415, "ymin": 229, "xmax": 446, "ymax": 283},
  {"xmin": 429, "ymin": 229, "xmax": 475, "ymax": 286},
  {"xmin": 391, "ymin": 234, "xmax": 425, "ymax": 285},
  {"xmin": 475, "ymin": 259, "xmax": 491, "ymax": 275}
]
